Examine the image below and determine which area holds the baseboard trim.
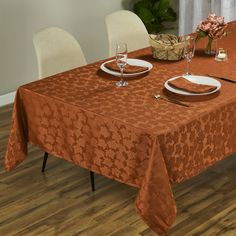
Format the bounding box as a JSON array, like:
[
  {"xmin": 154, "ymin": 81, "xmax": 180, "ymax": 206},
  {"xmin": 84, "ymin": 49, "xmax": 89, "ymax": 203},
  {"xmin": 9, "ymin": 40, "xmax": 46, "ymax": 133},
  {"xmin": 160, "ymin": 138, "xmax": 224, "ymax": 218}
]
[{"xmin": 0, "ymin": 91, "xmax": 16, "ymax": 107}]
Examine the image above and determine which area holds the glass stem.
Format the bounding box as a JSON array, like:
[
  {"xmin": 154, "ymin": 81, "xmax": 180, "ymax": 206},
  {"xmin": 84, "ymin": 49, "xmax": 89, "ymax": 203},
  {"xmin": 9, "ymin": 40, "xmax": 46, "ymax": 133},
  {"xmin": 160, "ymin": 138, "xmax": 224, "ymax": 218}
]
[
  {"xmin": 186, "ymin": 59, "xmax": 190, "ymax": 75},
  {"xmin": 120, "ymin": 68, "xmax": 124, "ymax": 83}
]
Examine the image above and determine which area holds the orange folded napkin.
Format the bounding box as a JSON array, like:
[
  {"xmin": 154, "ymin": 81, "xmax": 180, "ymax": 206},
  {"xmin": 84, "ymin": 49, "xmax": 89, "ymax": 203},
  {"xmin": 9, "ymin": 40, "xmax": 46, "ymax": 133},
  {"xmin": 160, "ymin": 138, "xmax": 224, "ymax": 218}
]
[
  {"xmin": 105, "ymin": 60, "xmax": 148, "ymax": 74},
  {"xmin": 168, "ymin": 77, "xmax": 217, "ymax": 94}
]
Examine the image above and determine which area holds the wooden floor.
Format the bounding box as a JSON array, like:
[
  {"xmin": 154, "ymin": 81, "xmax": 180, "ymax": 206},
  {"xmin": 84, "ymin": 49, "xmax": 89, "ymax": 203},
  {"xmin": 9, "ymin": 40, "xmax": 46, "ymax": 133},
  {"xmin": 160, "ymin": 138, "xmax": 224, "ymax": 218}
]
[{"xmin": 0, "ymin": 104, "xmax": 235, "ymax": 236}]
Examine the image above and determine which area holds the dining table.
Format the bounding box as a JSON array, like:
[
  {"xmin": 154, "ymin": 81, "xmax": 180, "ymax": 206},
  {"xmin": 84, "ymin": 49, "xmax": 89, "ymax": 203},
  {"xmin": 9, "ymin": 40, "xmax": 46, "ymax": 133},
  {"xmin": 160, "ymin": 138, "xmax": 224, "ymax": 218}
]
[{"xmin": 4, "ymin": 21, "xmax": 236, "ymax": 235}]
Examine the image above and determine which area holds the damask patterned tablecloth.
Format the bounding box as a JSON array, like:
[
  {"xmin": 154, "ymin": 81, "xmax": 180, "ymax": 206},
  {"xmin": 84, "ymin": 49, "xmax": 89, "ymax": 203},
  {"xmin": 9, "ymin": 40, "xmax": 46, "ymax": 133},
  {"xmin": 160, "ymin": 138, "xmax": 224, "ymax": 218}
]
[{"xmin": 4, "ymin": 22, "xmax": 236, "ymax": 235}]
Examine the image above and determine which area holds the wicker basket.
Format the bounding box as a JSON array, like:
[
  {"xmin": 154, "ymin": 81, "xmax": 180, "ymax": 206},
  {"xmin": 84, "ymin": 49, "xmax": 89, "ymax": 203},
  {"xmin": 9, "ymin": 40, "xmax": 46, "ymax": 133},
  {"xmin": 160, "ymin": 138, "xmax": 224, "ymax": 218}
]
[{"xmin": 149, "ymin": 34, "xmax": 185, "ymax": 61}]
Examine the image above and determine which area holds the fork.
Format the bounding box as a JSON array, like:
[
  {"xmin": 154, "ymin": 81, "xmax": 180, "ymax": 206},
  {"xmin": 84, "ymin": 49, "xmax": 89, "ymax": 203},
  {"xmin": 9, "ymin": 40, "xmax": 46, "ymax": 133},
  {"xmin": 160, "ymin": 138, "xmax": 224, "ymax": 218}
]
[{"xmin": 154, "ymin": 94, "xmax": 190, "ymax": 107}]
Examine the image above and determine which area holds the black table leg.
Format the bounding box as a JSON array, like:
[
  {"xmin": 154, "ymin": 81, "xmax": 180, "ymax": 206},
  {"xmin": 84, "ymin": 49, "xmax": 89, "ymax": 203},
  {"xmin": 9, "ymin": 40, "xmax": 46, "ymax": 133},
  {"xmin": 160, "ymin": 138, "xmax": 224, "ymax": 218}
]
[
  {"xmin": 41, "ymin": 152, "xmax": 48, "ymax": 172},
  {"xmin": 90, "ymin": 171, "xmax": 95, "ymax": 191}
]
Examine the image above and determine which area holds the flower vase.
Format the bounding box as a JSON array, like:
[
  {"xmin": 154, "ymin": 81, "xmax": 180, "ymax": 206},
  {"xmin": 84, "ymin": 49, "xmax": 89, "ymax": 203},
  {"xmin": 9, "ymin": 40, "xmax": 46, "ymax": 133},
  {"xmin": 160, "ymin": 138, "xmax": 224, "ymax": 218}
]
[{"xmin": 205, "ymin": 36, "xmax": 217, "ymax": 55}]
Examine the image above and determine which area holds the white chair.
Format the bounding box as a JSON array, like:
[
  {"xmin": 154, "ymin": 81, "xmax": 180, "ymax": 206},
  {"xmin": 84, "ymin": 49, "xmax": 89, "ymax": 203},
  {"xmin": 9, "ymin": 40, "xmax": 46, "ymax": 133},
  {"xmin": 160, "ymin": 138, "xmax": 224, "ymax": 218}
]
[
  {"xmin": 105, "ymin": 10, "xmax": 149, "ymax": 57},
  {"xmin": 33, "ymin": 26, "xmax": 87, "ymax": 79},
  {"xmin": 33, "ymin": 27, "xmax": 95, "ymax": 191}
]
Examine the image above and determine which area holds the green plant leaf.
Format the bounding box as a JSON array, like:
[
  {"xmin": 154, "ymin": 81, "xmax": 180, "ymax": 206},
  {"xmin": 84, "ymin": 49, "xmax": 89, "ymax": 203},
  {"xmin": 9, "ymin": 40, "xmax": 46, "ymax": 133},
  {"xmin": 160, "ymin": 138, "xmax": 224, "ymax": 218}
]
[
  {"xmin": 150, "ymin": 0, "xmax": 159, "ymax": 4},
  {"xmin": 139, "ymin": 8, "xmax": 155, "ymax": 24},
  {"xmin": 159, "ymin": 7, "xmax": 177, "ymax": 21},
  {"xmin": 133, "ymin": 0, "xmax": 152, "ymax": 15},
  {"xmin": 133, "ymin": 0, "xmax": 177, "ymax": 33},
  {"xmin": 155, "ymin": 0, "xmax": 170, "ymax": 17},
  {"xmin": 198, "ymin": 30, "xmax": 208, "ymax": 38},
  {"xmin": 145, "ymin": 22, "xmax": 163, "ymax": 34},
  {"xmin": 195, "ymin": 31, "xmax": 207, "ymax": 43}
]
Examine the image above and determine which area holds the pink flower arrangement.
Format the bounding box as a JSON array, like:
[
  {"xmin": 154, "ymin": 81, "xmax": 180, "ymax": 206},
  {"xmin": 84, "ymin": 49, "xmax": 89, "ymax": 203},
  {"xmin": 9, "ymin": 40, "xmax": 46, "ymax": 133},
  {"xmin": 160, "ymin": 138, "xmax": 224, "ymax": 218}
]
[{"xmin": 196, "ymin": 13, "xmax": 227, "ymax": 39}]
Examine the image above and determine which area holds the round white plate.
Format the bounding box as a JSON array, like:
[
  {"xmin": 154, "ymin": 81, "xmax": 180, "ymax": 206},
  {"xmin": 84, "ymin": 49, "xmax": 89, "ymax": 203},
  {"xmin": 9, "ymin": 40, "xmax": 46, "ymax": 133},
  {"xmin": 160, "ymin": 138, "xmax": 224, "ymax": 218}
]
[
  {"xmin": 164, "ymin": 75, "xmax": 221, "ymax": 96},
  {"xmin": 100, "ymin": 58, "xmax": 153, "ymax": 77}
]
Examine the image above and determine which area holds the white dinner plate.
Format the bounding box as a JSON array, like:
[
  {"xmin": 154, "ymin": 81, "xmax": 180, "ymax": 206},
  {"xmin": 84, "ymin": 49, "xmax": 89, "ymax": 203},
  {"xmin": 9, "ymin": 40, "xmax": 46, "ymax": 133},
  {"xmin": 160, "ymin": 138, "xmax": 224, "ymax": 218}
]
[
  {"xmin": 164, "ymin": 75, "xmax": 221, "ymax": 96},
  {"xmin": 100, "ymin": 58, "xmax": 153, "ymax": 77}
]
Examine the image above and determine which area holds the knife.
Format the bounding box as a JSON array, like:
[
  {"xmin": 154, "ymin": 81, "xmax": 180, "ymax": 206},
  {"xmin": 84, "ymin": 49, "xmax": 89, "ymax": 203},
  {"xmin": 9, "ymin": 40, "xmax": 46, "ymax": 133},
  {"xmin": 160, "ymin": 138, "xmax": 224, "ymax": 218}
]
[{"xmin": 205, "ymin": 74, "xmax": 236, "ymax": 83}]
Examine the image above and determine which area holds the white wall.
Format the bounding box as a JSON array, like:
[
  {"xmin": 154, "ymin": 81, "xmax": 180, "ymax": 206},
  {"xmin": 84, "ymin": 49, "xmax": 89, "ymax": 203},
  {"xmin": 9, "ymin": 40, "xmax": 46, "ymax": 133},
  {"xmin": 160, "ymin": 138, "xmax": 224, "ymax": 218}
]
[
  {"xmin": 0, "ymin": 0, "xmax": 136, "ymax": 95},
  {"xmin": 0, "ymin": 0, "xmax": 178, "ymax": 96}
]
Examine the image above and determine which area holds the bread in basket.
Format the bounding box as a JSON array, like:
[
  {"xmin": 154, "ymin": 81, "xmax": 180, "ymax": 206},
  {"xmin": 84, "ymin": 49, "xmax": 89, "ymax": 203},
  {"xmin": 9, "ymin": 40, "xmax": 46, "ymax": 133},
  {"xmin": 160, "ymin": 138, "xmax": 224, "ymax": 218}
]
[{"xmin": 149, "ymin": 34, "xmax": 185, "ymax": 61}]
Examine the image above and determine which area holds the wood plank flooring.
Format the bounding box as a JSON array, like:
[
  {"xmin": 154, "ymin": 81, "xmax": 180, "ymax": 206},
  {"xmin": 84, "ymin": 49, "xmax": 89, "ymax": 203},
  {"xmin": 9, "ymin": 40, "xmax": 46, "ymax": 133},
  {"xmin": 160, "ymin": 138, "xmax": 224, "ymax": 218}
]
[{"xmin": 0, "ymin": 104, "xmax": 235, "ymax": 236}]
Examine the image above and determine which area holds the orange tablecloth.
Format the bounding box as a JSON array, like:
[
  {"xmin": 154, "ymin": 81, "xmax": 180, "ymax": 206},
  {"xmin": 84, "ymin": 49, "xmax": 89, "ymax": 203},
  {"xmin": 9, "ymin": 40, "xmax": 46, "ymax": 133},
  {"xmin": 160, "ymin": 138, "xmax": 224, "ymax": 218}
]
[{"xmin": 4, "ymin": 22, "xmax": 236, "ymax": 235}]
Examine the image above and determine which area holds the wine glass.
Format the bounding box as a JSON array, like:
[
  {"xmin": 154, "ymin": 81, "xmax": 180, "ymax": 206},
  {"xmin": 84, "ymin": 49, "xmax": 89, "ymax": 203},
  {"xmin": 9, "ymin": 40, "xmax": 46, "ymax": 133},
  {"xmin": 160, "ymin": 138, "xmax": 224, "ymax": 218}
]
[
  {"xmin": 116, "ymin": 43, "xmax": 128, "ymax": 87},
  {"xmin": 183, "ymin": 36, "xmax": 195, "ymax": 75}
]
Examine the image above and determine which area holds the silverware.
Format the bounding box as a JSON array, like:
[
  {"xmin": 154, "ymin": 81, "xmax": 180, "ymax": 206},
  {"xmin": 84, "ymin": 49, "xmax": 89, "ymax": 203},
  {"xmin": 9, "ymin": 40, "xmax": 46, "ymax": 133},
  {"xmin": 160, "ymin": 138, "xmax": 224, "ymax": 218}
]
[
  {"xmin": 154, "ymin": 94, "xmax": 190, "ymax": 107},
  {"xmin": 205, "ymin": 74, "xmax": 236, "ymax": 83}
]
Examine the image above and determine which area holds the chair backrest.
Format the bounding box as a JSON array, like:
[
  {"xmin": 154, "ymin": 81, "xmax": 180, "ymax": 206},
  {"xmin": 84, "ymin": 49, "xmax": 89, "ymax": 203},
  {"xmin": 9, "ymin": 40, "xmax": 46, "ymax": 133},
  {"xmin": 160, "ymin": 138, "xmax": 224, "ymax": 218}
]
[
  {"xmin": 33, "ymin": 27, "xmax": 87, "ymax": 79},
  {"xmin": 105, "ymin": 10, "xmax": 149, "ymax": 57}
]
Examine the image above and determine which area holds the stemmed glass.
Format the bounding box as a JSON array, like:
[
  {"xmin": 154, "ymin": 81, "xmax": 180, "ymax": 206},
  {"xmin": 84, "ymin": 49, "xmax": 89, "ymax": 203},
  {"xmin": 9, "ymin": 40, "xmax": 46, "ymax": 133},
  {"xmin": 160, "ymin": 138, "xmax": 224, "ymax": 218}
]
[
  {"xmin": 116, "ymin": 43, "xmax": 128, "ymax": 87},
  {"xmin": 183, "ymin": 36, "xmax": 195, "ymax": 75}
]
